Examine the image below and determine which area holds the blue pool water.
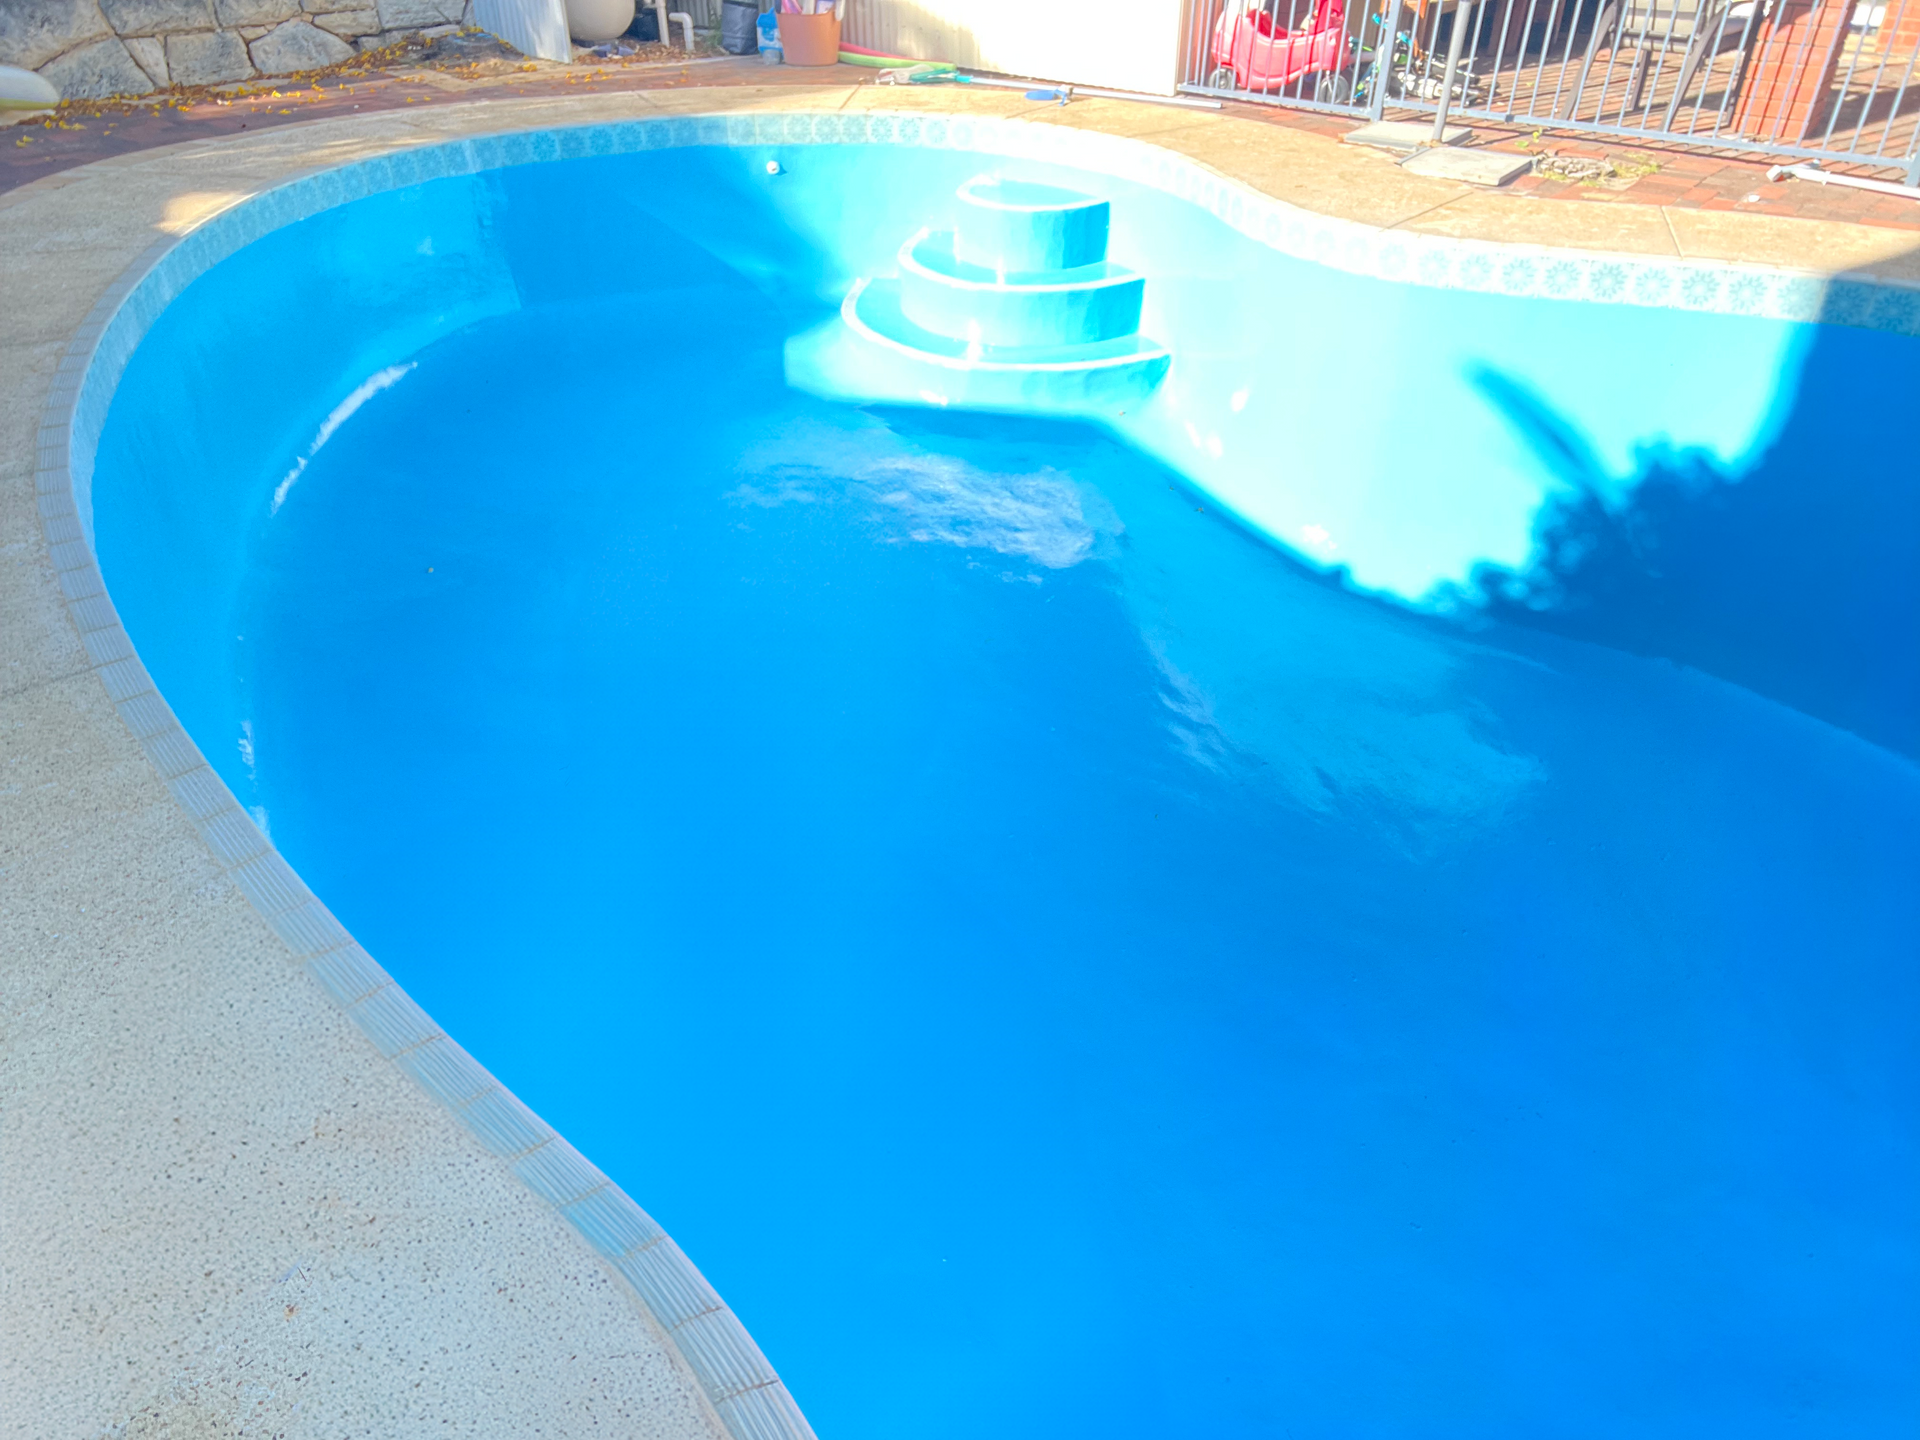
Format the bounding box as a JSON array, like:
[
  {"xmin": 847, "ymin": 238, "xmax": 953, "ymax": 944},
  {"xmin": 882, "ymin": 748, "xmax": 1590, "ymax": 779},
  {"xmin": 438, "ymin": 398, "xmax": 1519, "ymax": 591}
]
[{"xmin": 93, "ymin": 137, "xmax": 1920, "ymax": 1436}]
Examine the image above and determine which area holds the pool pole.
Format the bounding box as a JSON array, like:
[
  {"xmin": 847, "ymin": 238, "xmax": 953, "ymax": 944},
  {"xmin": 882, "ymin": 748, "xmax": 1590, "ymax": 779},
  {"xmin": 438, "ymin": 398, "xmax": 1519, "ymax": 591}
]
[
  {"xmin": 1430, "ymin": 0, "xmax": 1475, "ymax": 142},
  {"xmin": 1369, "ymin": 0, "xmax": 1403, "ymax": 120}
]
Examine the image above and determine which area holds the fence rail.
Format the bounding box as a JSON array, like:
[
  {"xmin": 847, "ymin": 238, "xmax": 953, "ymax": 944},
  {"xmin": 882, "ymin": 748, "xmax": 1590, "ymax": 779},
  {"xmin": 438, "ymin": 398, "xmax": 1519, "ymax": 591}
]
[{"xmin": 1180, "ymin": 0, "xmax": 1920, "ymax": 178}]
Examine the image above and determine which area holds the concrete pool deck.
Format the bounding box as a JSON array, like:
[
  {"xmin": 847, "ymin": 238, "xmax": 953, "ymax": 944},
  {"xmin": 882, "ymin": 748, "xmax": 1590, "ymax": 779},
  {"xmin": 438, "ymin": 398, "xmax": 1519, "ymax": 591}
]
[{"xmin": 3, "ymin": 82, "xmax": 1917, "ymax": 1438}]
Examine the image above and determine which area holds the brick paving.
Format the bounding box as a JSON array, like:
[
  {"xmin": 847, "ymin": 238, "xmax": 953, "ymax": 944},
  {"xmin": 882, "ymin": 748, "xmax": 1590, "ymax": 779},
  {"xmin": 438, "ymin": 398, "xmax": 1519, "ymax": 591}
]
[
  {"xmin": 1229, "ymin": 98, "xmax": 1920, "ymax": 229},
  {"xmin": 6, "ymin": 46, "xmax": 1919, "ymax": 233}
]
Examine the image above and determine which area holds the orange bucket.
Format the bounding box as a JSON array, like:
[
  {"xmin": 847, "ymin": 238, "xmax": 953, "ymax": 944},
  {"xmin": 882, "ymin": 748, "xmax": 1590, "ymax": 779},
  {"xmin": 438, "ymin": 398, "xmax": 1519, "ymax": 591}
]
[{"xmin": 776, "ymin": 11, "xmax": 841, "ymax": 66}]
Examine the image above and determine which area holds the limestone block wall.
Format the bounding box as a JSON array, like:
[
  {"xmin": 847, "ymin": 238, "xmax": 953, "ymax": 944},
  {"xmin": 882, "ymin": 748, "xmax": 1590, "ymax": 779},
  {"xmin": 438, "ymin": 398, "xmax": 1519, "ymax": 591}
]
[{"xmin": 0, "ymin": 0, "xmax": 480, "ymax": 98}]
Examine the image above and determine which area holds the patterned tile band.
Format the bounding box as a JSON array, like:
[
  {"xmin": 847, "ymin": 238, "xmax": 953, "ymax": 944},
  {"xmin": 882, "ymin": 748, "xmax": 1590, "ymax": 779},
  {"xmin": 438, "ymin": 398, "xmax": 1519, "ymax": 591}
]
[{"xmin": 43, "ymin": 110, "xmax": 1916, "ymax": 1440}]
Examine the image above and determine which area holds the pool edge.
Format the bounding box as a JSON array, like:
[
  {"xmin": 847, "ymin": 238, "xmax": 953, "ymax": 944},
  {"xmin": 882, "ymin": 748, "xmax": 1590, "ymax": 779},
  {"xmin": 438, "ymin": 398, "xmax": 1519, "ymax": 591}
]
[{"xmin": 36, "ymin": 224, "xmax": 814, "ymax": 1440}]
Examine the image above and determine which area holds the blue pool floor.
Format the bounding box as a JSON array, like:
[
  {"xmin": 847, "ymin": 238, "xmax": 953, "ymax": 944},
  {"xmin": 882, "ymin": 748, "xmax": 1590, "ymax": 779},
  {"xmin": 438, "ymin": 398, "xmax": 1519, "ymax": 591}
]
[{"xmin": 216, "ymin": 278, "xmax": 1920, "ymax": 1438}]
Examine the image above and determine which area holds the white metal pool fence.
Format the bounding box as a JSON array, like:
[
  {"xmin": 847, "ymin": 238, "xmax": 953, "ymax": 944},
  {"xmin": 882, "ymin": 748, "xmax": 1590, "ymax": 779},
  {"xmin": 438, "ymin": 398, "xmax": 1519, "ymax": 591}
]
[{"xmin": 1182, "ymin": 0, "xmax": 1920, "ymax": 178}]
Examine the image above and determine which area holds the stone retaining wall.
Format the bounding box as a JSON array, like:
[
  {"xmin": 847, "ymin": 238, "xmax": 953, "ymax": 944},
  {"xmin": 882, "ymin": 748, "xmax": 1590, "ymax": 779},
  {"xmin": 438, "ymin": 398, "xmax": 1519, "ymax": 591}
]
[{"xmin": 1, "ymin": 0, "xmax": 478, "ymax": 98}]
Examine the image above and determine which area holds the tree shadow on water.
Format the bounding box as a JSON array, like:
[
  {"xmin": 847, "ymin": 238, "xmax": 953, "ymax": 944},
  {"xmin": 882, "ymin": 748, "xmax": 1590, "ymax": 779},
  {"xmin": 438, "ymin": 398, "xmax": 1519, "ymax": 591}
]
[{"xmin": 1457, "ymin": 281, "xmax": 1920, "ymax": 759}]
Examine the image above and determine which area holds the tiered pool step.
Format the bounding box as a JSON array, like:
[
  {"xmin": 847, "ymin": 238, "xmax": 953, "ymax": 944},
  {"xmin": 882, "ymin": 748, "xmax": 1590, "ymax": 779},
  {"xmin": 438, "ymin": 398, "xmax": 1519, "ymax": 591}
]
[
  {"xmin": 856, "ymin": 274, "xmax": 1167, "ymax": 380},
  {"xmin": 952, "ymin": 177, "xmax": 1110, "ymax": 273},
  {"xmin": 899, "ymin": 230, "xmax": 1146, "ymax": 349},
  {"xmin": 810, "ymin": 174, "xmax": 1170, "ymax": 414}
]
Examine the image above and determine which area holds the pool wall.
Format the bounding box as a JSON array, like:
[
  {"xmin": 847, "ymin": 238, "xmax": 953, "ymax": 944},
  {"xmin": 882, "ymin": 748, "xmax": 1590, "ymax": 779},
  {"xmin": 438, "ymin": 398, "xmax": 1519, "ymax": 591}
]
[{"xmin": 37, "ymin": 108, "xmax": 1920, "ymax": 1440}]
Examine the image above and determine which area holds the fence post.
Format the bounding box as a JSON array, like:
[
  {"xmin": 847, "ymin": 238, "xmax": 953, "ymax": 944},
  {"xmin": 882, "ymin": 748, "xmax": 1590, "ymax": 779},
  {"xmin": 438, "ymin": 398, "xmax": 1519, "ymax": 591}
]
[
  {"xmin": 1432, "ymin": 0, "xmax": 1477, "ymax": 138},
  {"xmin": 1371, "ymin": 0, "xmax": 1404, "ymax": 117}
]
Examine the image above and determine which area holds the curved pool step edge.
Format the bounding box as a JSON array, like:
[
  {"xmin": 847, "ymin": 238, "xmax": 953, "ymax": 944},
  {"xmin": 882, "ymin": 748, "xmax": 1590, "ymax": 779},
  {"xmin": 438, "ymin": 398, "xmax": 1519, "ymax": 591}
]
[
  {"xmin": 787, "ymin": 279, "xmax": 1169, "ymax": 414},
  {"xmin": 954, "ymin": 175, "xmax": 1110, "ymax": 273},
  {"xmin": 897, "ymin": 229, "xmax": 1147, "ymax": 347},
  {"xmin": 846, "ymin": 277, "xmax": 1169, "ymax": 374},
  {"xmin": 40, "ymin": 205, "xmax": 817, "ymax": 1440}
]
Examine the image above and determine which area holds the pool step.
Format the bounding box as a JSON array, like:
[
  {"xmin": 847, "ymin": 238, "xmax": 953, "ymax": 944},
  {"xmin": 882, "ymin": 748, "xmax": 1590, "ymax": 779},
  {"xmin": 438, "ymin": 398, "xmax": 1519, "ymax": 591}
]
[
  {"xmin": 848, "ymin": 276, "xmax": 1159, "ymax": 385},
  {"xmin": 814, "ymin": 174, "xmax": 1170, "ymax": 414},
  {"xmin": 898, "ymin": 229, "xmax": 1146, "ymax": 349},
  {"xmin": 953, "ymin": 176, "xmax": 1110, "ymax": 273}
]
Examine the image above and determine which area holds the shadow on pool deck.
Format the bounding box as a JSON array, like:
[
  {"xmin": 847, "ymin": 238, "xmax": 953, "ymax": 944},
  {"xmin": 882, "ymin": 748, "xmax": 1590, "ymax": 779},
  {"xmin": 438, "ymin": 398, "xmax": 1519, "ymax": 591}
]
[{"xmin": 1450, "ymin": 261, "xmax": 1920, "ymax": 762}]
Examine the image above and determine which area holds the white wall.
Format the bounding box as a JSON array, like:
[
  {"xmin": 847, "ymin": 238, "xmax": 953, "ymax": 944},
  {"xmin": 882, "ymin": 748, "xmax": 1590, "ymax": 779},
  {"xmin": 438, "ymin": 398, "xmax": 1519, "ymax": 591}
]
[
  {"xmin": 472, "ymin": 0, "xmax": 571, "ymax": 60},
  {"xmin": 842, "ymin": 0, "xmax": 1190, "ymax": 95}
]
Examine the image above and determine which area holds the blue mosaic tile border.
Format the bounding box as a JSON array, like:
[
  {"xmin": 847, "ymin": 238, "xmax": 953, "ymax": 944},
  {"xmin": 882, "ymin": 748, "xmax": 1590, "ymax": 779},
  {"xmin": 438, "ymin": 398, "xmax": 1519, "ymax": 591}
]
[{"xmin": 45, "ymin": 106, "xmax": 1920, "ymax": 1440}]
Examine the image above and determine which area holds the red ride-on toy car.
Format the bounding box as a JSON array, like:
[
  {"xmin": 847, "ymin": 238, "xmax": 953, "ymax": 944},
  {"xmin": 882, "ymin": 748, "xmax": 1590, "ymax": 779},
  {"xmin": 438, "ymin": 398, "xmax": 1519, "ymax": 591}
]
[{"xmin": 1210, "ymin": 0, "xmax": 1355, "ymax": 100}]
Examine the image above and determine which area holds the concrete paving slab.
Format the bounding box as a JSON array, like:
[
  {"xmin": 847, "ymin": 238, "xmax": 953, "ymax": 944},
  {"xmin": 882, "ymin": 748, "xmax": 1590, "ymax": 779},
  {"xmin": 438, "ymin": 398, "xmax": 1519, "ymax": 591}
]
[
  {"xmin": 0, "ymin": 675, "xmax": 229, "ymax": 950},
  {"xmin": 0, "ymin": 667, "xmax": 731, "ymax": 1440},
  {"xmin": 1396, "ymin": 190, "xmax": 1683, "ymax": 254},
  {"xmin": 1666, "ymin": 206, "xmax": 1920, "ymax": 280},
  {"xmin": 0, "ymin": 242, "xmax": 135, "ymax": 343},
  {"xmin": 0, "ymin": 460, "xmax": 92, "ymax": 705},
  {"xmin": 0, "ymin": 338, "xmax": 63, "ymax": 473},
  {"xmin": 841, "ymin": 83, "xmax": 1035, "ymax": 117},
  {"xmin": 1011, "ymin": 95, "xmax": 1222, "ymax": 142},
  {"xmin": 1157, "ymin": 118, "xmax": 1477, "ymax": 229},
  {"xmin": 1401, "ymin": 145, "xmax": 1534, "ymax": 187},
  {"xmin": 1345, "ymin": 119, "xmax": 1473, "ymax": 151},
  {"xmin": 640, "ymin": 82, "xmax": 860, "ymax": 115}
]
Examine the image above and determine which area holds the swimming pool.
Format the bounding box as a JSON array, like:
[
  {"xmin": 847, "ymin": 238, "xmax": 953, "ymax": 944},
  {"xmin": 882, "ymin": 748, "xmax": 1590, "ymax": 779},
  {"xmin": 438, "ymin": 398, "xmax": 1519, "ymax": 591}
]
[{"xmin": 78, "ymin": 116, "xmax": 1920, "ymax": 1437}]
